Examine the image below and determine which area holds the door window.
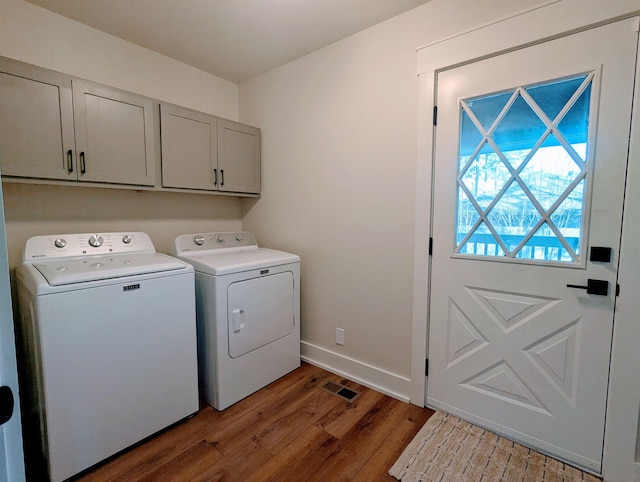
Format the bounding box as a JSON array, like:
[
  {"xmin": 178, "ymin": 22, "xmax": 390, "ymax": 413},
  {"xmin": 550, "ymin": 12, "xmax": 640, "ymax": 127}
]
[{"xmin": 456, "ymin": 73, "xmax": 593, "ymax": 263}]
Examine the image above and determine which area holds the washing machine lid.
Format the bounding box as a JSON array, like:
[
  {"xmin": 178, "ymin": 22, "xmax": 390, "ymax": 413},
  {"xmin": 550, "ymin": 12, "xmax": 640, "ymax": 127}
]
[
  {"xmin": 180, "ymin": 248, "xmax": 299, "ymax": 276},
  {"xmin": 33, "ymin": 253, "xmax": 187, "ymax": 286}
]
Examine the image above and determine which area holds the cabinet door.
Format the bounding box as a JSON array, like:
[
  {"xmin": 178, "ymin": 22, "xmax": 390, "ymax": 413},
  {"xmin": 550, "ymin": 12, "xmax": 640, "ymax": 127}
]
[
  {"xmin": 0, "ymin": 59, "xmax": 76, "ymax": 180},
  {"xmin": 160, "ymin": 104, "xmax": 217, "ymax": 190},
  {"xmin": 217, "ymin": 119, "xmax": 261, "ymax": 194},
  {"xmin": 73, "ymin": 81, "xmax": 156, "ymax": 186}
]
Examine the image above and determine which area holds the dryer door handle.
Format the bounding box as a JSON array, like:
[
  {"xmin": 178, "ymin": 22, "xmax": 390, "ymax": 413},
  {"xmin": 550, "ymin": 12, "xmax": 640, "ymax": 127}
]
[{"xmin": 231, "ymin": 308, "xmax": 245, "ymax": 333}]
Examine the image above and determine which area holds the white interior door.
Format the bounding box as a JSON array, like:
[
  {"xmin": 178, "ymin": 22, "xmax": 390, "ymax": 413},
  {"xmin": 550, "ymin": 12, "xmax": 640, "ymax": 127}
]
[
  {"xmin": 0, "ymin": 178, "xmax": 26, "ymax": 481},
  {"xmin": 427, "ymin": 18, "xmax": 638, "ymax": 473}
]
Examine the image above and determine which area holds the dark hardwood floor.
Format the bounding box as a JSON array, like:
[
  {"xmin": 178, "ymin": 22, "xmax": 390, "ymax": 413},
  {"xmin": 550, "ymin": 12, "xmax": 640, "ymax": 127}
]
[{"xmin": 74, "ymin": 362, "xmax": 434, "ymax": 481}]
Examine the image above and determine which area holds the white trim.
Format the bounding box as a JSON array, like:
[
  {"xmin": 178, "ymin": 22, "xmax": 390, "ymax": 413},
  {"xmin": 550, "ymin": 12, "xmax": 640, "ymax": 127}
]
[
  {"xmin": 417, "ymin": 0, "xmax": 640, "ymax": 74},
  {"xmin": 416, "ymin": 0, "xmax": 560, "ymax": 53},
  {"xmin": 300, "ymin": 341, "xmax": 411, "ymax": 403},
  {"xmin": 412, "ymin": 2, "xmax": 640, "ymax": 480},
  {"xmin": 602, "ymin": 24, "xmax": 640, "ymax": 482}
]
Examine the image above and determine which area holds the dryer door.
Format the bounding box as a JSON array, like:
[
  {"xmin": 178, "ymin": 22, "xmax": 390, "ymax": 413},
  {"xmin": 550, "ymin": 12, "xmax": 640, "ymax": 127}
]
[{"xmin": 227, "ymin": 271, "xmax": 295, "ymax": 358}]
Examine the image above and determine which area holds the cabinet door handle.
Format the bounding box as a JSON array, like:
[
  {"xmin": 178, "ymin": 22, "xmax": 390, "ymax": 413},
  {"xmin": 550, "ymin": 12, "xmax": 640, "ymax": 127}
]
[
  {"xmin": 213, "ymin": 168, "xmax": 218, "ymax": 185},
  {"xmin": 80, "ymin": 152, "xmax": 86, "ymax": 175},
  {"xmin": 66, "ymin": 149, "xmax": 73, "ymax": 173},
  {"xmin": 220, "ymin": 169, "xmax": 224, "ymax": 186}
]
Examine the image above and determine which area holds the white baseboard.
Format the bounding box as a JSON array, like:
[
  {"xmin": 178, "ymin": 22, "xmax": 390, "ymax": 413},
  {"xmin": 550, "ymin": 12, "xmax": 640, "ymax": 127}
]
[{"xmin": 300, "ymin": 341, "xmax": 412, "ymax": 403}]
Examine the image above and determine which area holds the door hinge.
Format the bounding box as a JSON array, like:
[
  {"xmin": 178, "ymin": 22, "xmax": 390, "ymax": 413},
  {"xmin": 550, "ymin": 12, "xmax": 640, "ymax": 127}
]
[
  {"xmin": 616, "ymin": 283, "xmax": 620, "ymax": 296},
  {"xmin": 429, "ymin": 237, "xmax": 433, "ymax": 256},
  {"xmin": 433, "ymin": 106, "xmax": 438, "ymax": 126},
  {"xmin": 425, "ymin": 358, "xmax": 429, "ymax": 377}
]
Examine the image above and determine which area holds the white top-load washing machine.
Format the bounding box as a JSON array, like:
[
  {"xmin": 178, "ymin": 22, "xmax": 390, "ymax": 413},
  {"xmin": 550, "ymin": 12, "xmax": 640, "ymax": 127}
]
[
  {"xmin": 16, "ymin": 232, "xmax": 199, "ymax": 482},
  {"xmin": 173, "ymin": 232, "xmax": 300, "ymax": 410}
]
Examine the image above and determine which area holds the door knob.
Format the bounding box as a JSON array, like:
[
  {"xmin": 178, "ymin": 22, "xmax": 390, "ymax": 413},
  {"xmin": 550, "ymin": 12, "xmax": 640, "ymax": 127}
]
[
  {"xmin": 0, "ymin": 386, "xmax": 14, "ymax": 426},
  {"xmin": 567, "ymin": 279, "xmax": 609, "ymax": 296}
]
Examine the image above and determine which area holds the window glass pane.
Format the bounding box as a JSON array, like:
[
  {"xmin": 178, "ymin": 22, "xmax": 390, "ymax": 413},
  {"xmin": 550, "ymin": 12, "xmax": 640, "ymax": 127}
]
[
  {"xmin": 465, "ymin": 91, "xmax": 512, "ymax": 132},
  {"xmin": 456, "ymin": 190, "xmax": 480, "ymax": 248},
  {"xmin": 515, "ymin": 222, "xmax": 574, "ymax": 262},
  {"xmin": 519, "ymin": 135, "xmax": 582, "ymax": 211},
  {"xmin": 493, "ymin": 94, "xmax": 546, "ymax": 152},
  {"xmin": 486, "ymin": 181, "xmax": 541, "ymax": 253},
  {"xmin": 454, "ymin": 74, "xmax": 592, "ymax": 264},
  {"xmin": 557, "ymin": 83, "xmax": 591, "ymax": 159},
  {"xmin": 461, "ymin": 147, "xmax": 512, "ymax": 210},
  {"xmin": 526, "ymin": 76, "xmax": 586, "ymax": 121},
  {"xmin": 550, "ymin": 179, "xmax": 584, "ymax": 255},
  {"xmin": 459, "ymin": 222, "xmax": 504, "ymax": 257},
  {"xmin": 460, "ymin": 108, "xmax": 485, "ymax": 158}
]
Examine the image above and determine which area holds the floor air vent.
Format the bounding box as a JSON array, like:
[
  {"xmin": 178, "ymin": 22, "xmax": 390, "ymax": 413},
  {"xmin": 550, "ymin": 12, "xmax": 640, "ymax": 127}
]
[{"xmin": 321, "ymin": 381, "xmax": 360, "ymax": 402}]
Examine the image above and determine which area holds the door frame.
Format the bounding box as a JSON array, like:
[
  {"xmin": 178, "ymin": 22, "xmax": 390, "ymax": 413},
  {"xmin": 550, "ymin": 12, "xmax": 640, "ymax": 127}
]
[{"xmin": 411, "ymin": 1, "xmax": 640, "ymax": 480}]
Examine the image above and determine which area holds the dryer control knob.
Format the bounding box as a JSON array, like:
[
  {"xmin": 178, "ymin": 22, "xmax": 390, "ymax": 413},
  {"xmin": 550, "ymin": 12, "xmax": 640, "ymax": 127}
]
[
  {"xmin": 216, "ymin": 234, "xmax": 225, "ymax": 243},
  {"xmin": 236, "ymin": 234, "xmax": 243, "ymax": 242},
  {"xmin": 194, "ymin": 235, "xmax": 205, "ymax": 246},
  {"xmin": 54, "ymin": 238, "xmax": 66, "ymax": 249},
  {"xmin": 122, "ymin": 235, "xmax": 132, "ymax": 244},
  {"xmin": 88, "ymin": 235, "xmax": 104, "ymax": 248}
]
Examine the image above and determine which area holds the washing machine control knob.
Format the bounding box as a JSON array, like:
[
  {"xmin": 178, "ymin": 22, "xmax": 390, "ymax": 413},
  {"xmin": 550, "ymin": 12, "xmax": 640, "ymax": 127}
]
[
  {"xmin": 122, "ymin": 235, "xmax": 132, "ymax": 244},
  {"xmin": 54, "ymin": 238, "xmax": 67, "ymax": 249},
  {"xmin": 193, "ymin": 235, "xmax": 205, "ymax": 246},
  {"xmin": 216, "ymin": 235, "xmax": 225, "ymax": 243},
  {"xmin": 236, "ymin": 234, "xmax": 243, "ymax": 242},
  {"xmin": 88, "ymin": 235, "xmax": 104, "ymax": 248}
]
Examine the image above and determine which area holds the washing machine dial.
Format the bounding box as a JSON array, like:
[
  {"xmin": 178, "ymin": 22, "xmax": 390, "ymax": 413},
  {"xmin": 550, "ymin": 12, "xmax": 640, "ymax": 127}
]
[
  {"xmin": 54, "ymin": 238, "xmax": 67, "ymax": 249},
  {"xmin": 216, "ymin": 234, "xmax": 225, "ymax": 243},
  {"xmin": 88, "ymin": 235, "xmax": 104, "ymax": 248},
  {"xmin": 236, "ymin": 234, "xmax": 243, "ymax": 242},
  {"xmin": 193, "ymin": 235, "xmax": 205, "ymax": 246},
  {"xmin": 122, "ymin": 234, "xmax": 132, "ymax": 244}
]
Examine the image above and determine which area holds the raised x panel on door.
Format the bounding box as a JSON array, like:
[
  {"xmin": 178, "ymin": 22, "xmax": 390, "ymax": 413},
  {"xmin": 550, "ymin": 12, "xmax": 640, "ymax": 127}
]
[
  {"xmin": 427, "ymin": 19, "xmax": 638, "ymax": 473},
  {"xmin": 0, "ymin": 59, "xmax": 75, "ymax": 180}
]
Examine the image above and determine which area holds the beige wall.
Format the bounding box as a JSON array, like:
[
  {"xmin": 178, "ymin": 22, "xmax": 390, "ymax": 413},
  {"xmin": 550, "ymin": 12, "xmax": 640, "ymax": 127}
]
[
  {"xmin": 0, "ymin": 0, "xmax": 239, "ymax": 118},
  {"xmin": 0, "ymin": 0, "xmax": 244, "ymax": 271},
  {"xmin": 240, "ymin": 0, "xmax": 547, "ymax": 391}
]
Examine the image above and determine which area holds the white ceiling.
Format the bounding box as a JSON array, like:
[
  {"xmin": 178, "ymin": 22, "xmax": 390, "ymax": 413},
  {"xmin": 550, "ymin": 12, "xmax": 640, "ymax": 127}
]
[{"xmin": 24, "ymin": 0, "xmax": 431, "ymax": 83}]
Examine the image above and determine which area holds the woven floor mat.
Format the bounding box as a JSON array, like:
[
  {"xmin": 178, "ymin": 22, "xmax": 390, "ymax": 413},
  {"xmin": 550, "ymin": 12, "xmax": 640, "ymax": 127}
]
[{"xmin": 389, "ymin": 411, "xmax": 601, "ymax": 482}]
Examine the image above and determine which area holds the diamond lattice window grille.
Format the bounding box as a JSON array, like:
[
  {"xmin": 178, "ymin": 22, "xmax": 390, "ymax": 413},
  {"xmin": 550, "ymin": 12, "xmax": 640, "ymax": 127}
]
[{"xmin": 455, "ymin": 73, "xmax": 594, "ymax": 263}]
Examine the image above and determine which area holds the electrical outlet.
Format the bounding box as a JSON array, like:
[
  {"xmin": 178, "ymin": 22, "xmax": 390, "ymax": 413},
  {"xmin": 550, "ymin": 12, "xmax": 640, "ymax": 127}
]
[{"xmin": 335, "ymin": 327, "xmax": 345, "ymax": 346}]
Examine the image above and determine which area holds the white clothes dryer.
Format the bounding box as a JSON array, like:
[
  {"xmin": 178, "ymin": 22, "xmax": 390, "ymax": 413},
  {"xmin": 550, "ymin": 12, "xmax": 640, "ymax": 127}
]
[
  {"xmin": 173, "ymin": 232, "xmax": 300, "ymax": 410},
  {"xmin": 16, "ymin": 232, "xmax": 198, "ymax": 481}
]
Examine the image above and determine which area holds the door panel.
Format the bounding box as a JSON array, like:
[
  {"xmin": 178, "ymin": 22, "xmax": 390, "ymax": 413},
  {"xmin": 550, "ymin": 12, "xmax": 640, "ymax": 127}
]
[
  {"xmin": 428, "ymin": 19, "xmax": 638, "ymax": 472},
  {"xmin": 0, "ymin": 61, "xmax": 75, "ymax": 180},
  {"xmin": 73, "ymin": 81, "xmax": 156, "ymax": 186},
  {"xmin": 227, "ymin": 272, "xmax": 294, "ymax": 358}
]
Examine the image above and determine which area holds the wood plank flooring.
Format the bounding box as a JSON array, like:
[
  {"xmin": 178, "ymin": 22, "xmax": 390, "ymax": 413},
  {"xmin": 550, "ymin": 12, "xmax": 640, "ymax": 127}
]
[{"xmin": 75, "ymin": 362, "xmax": 434, "ymax": 481}]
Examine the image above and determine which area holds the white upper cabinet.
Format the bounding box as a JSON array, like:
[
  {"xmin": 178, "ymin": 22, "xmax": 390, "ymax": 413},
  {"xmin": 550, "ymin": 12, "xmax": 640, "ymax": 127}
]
[
  {"xmin": 0, "ymin": 59, "xmax": 75, "ymax": 180},
  {"xmin": 160, "ymin": 104, "xmax": 261, "ymax": 194},
  {"xmin": 73, "ymin": 81, "xmax": 156, "ymax": 186}
]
